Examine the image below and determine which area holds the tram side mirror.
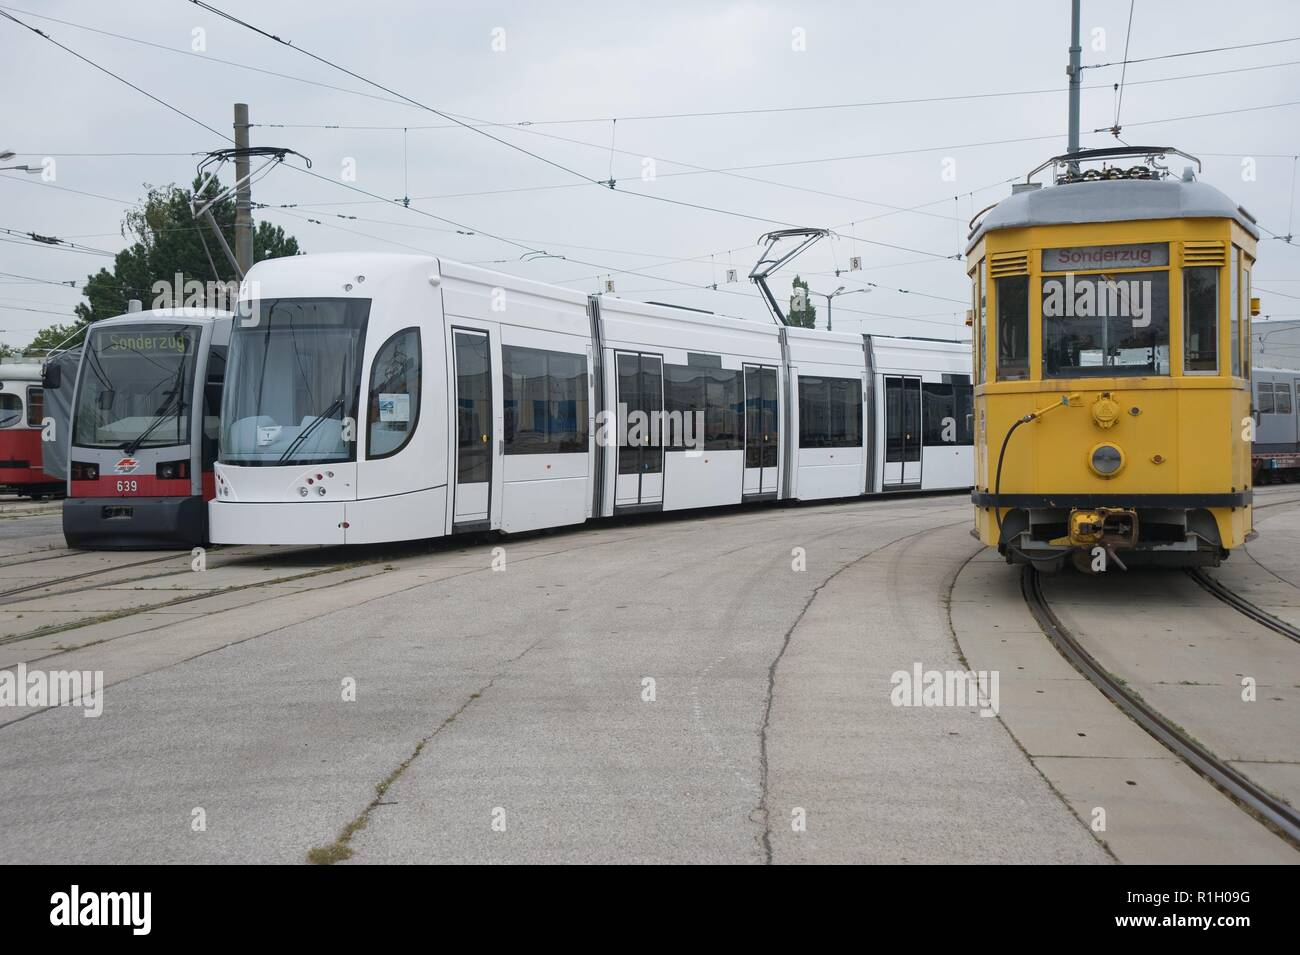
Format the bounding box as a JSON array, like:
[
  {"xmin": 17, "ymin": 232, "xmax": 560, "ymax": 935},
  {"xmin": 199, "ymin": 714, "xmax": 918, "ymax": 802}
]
[
  {"xmin": 42, "ymin": 365, "xmax": 61, "ymax": 389},
  {"xmin": 97, "ymin": 389, "xmax": 115, "ymax": 411}
]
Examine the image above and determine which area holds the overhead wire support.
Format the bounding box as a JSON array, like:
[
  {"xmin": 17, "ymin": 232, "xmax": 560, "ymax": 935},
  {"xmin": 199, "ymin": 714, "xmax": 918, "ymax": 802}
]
[{"xmin": 1109, "ymin": 0, "xmax": 1136, "ymax": 139}]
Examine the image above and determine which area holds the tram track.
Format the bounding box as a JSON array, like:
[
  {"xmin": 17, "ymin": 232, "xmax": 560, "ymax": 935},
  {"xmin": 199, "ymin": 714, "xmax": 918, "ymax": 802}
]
[
  {"xmin": 1186, "ymin": 568, "xmax": 1300, "ymax": 646},
  {"xmin": 1250, "ymin": 491, "xmax": 1300, "ymax": 512},
  {"xmin": 1021, "ymin": 565, "xmax": 1300, "ymax": 847},
  {"xmin": 0, "ymin": 552, "xmax": 186, "ymax": 604}
]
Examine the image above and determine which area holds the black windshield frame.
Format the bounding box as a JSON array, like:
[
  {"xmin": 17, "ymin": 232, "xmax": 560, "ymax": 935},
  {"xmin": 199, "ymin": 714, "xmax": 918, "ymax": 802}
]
[{"xmin": 72, "ymin": 324, "xmax": 200, "ymax": 451}]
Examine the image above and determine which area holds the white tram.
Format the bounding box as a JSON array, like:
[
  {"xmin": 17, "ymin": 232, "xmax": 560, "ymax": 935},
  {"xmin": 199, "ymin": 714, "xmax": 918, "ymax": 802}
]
[{"xmin": 210, "ymin": 253, "xmax": 972, "ymax": 545}]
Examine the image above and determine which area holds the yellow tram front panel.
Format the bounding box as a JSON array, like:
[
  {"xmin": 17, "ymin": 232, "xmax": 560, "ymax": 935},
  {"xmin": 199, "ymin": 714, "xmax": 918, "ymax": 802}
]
[{"xmin": 966, "ymin": 169, "xmax": 1259, "ymax": 568}]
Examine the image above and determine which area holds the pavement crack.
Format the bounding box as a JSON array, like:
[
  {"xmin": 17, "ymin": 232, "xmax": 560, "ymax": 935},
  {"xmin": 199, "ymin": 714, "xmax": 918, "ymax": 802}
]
[
  {"xmin": 754, "ymin": 519, "xmax": 966, "ymax": 864},
  {"xmin": 306, "ymin": 639, "xmax": 541, "ymax": 865}
]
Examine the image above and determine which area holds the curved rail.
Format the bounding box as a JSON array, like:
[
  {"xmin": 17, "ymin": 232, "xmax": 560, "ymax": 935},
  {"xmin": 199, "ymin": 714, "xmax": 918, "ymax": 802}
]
[
  {"xmin": 1186, "ymin": 568, "xmax": 1300, "ymax": 647},
  {"xmin": 1021, "ymin": 566, "xmax": 1300, "ymax": 845}
]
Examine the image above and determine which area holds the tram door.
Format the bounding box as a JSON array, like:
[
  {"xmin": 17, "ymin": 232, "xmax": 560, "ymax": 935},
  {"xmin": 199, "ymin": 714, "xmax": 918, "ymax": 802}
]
[
  {"xmin": 743, "ymin": 364, "xmax": 779, "ymax": 496},
  {"xmin": 614, "ymin": 352, "xmax": 663, "ymax": 508},
  {"xmin": 883, "ymin": 375, "xmax": 921, "ymax": 488},
  {"xmin": 452, "ymin": 329, "xmax": 493, "ymax": 526}
]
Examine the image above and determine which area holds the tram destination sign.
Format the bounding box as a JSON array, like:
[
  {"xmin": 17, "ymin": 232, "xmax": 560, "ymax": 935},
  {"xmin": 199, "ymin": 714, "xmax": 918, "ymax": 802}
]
[
  {"xmin": 101, "ymin": 330, "xmax": 191, "ymax": 356},
  {"xmin": 1042, "ymin": 242, "xmax": 1169, "ymax": 272}
]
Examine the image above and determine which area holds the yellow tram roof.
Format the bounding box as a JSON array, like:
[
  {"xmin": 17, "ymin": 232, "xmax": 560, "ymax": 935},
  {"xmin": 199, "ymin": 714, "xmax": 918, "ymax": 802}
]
[{"xmin": 966, "ymin": 177, "xmax": 1259, "ymax": 254}]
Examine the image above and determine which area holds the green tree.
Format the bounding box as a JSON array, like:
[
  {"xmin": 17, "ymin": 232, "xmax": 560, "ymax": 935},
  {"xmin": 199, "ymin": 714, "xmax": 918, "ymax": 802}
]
[
  {"xmin": 27, "ymin": 322, "xmax": 83, "ymax": 353},
  {"xmin": 788, "ymin": 274, "xmax": 817, "ymax": 328},
  {"xmin": 28, "ymin": 177, "xmax": 301, "ymax": 349}
]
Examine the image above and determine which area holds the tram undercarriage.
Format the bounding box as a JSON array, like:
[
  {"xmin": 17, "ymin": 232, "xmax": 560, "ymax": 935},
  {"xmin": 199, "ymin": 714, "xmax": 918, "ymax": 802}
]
[{"xmin": 994, "ymin": 504, "xmax": 1229, "ymax": 572}]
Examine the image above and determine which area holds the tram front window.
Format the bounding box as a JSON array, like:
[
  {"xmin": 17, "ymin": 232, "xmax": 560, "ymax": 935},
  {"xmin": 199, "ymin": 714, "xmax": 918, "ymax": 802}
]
[
  {"xmin": 1042, "ymin": 271, "xmax": 1170, "ymax": 378},
  {"xmin": 221, "ymin": 298, "xmax": 369, "ymax": 466},
  {"xmin": 72, "ymin": 325, "xmax": 198, "ymax": 449}
]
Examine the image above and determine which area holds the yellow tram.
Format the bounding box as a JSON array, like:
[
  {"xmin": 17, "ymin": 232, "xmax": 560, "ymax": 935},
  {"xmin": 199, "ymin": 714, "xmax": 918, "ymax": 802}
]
[{"xmin": 967, "ymin": 146, "xmax": 1260, "ymax": 571}]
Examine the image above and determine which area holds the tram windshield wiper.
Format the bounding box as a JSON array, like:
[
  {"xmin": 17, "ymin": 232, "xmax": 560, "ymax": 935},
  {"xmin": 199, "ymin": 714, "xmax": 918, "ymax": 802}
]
[
  {"xmin": 277, "ymin": 395, "xmax": 345, "ymax": 464},
  {"xmin": 123, "ymin": 388, "xmax": 184, "ymax": 456}
]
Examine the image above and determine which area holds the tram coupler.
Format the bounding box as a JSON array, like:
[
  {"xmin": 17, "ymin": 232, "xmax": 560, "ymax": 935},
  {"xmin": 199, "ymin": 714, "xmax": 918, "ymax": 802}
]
[{"xmin": 1055, "ymin": 507, "xmax": 1140, "ymax": 549}]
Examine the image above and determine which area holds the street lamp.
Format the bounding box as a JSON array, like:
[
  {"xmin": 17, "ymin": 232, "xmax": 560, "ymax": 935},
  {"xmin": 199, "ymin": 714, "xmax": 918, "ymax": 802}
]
[
  {"xmin": 0, "ymin": 150, "xmax": 41, "ymax": 173},
  {"xmin": 813, "ymin": 285, "xmax": 870, "ymax": 331}
]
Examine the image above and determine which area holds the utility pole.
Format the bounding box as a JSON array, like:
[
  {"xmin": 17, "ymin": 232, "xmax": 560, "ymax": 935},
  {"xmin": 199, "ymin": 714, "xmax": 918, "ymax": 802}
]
[
  {"xmin": 1067, "ymin": 0, "xmax": 1082, "ymax": 174},
  {"xmin": 233, "ymin": 103, "xmax": 253, "ymax": 276}
]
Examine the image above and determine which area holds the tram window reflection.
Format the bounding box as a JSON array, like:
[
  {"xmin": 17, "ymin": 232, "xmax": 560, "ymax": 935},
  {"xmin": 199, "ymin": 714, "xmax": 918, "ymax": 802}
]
[
  {"xmin": 996, "ymin": 276, "xmax": 1030, "ymax": 380},
  {"xmin": 1042, "ymin": 271, "xmax": 1170, "ymax": 378}
]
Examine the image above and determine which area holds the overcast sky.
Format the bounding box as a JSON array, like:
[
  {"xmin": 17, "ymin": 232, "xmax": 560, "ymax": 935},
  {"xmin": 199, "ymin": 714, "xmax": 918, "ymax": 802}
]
[{"xmin": 3, "ymin": 0, "xmax": 1299, "ymax": 352}]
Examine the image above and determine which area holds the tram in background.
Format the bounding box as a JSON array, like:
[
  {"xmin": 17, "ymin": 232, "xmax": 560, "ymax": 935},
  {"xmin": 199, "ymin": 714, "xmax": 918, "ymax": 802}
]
[
  {"xmin": 63, "ymin": 307, "xmax": 232, "ymax": 549},
  {"xmin": 208, "ymin": 253, "xmax": 974, "ymax": 546},
  {"xmin": 1252, "ymin": 368, "xmax": 1300, "ymax": 482},
  {"xmin": 0, "ymin": 361, "xmax": 61, "ymax": 497},
  {"xmin": 967, "ymin": 146, "xmax": 1259, "ymax": 571}
]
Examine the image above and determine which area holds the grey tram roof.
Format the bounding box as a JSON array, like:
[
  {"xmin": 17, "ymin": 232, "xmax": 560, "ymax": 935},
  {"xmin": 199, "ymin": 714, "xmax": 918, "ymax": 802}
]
[{"xmin": 966, "ymin": 178, "xmax": 1259, "ymax": 254}]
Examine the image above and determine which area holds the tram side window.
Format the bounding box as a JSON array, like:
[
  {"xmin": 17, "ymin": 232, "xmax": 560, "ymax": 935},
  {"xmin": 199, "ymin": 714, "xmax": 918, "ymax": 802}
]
[
  {"xmin": 1257, "ymin": 382, "xmax": 1275, "ymax": 415},
  {"xmin": 0, "ymin": 394, "xmax": 21, "ymax": 428},
  {"xmin": 664, "ymin": 364, "xmax": 742, "ymax": 450},
  {"xmin": 502, "ymin": 345, "xmax": 588, "ymax": 454},
  {"xmin": 921, "ymin": 382, "xmax": 974, "ymax": 446},
  {"xmin": 1241, "ymin": 260, "xmax": 1253, "ymax": 381},
  {"xmin": 956, "ymin": 382, "xmax": 974, "ymax": 445},
  {"xmin": 202, "ymin": 346, "xmax": 227, "ymax": 466},
  {"xmin": 366, "ymin": 328, "xmax": 421, "ymax": 459},
  {"xmin": 1277, "ymin": 382, "xmax": 1294, "ymax": 415},
  {"xmin": 1183, "ymin": 268, "xmax": 1218, "ymax": 373},
  {"xmin": 798, "ymin": 376, "xmax": 862, "ymax": 448},
  {"xmin": 26, "ymin": 386, "xmax": 43, "ymax": 428},
  {"xmin": 995, "ymin": 276, "xmax": 1030, "ymax": 380}
]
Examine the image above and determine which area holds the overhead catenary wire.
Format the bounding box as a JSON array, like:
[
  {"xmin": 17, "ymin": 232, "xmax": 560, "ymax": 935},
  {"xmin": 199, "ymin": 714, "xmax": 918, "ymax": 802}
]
[
  {"xmin": 1084, "ymin": 34, "xmax": 1300, "ymax": 71},
  {"xmin": 250, "ymin": 101, "xmax": 1300, "ymax": 223},
  {"xmin": 7, "ymin": 2, "xmax": 1300, "ymax": 130},
  {"xmin": 181, "ymin": 1, "xmax": 1058, "ymax": 261},
  {"xmin": 0, "ymin": 6, "xmax": 759, "ymax": 300},
  {"xmin": 0, "ymin": 8, "xmax": 227, "ymax": 140},
  {"xmin": 9, "ymin": 1, "xmax": 1295, "ymax": 329},
  {"xmin": 252, "ymin": 61, "xmax": 1300, "ymax": 127},
  {"xmin": 0, "ymin": 227, "xmax": 117, "ymax": 256}
]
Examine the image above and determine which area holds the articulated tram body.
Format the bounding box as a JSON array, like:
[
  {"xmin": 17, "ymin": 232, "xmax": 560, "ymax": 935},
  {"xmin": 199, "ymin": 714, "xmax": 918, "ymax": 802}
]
[
  {"xmin": 967, "ymin": 150, "xmax": 1258, "ymax": 569},
  {"xmin": 64, "ymin": 308, "xmax": 232, "ymax": 548},
  {"xmin": 211, "ymin": 253, "xmax": 974, "ymax": 546}
]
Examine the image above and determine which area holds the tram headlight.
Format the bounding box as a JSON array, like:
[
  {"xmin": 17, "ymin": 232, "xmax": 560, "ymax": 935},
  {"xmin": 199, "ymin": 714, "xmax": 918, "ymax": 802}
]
[{"xmin": 1089, "ymin": 443, "xmax": 1125, "ymax": 478}]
